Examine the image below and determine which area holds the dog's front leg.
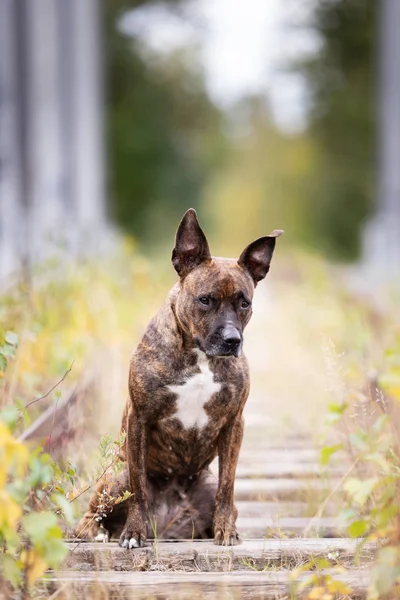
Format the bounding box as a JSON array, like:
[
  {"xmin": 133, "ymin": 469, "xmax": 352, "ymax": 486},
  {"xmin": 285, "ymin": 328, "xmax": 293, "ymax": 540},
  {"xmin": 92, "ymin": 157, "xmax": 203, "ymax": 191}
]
[
  {"xmin": 119, "ymin": 407, "xmax": 148, "ymax": 549},
  {"xmin": 214, "ymin": 414, "xmax": 244, "ymax": 546}
]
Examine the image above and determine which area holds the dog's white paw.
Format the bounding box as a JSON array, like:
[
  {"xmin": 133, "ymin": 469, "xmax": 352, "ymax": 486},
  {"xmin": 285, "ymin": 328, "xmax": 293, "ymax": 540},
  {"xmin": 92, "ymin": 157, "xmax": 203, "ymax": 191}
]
[
  {"xmin": 94, "ymin": 530, "xmax": 109, "ymax": 543},
  {"xmin": 119, "ymin": 536, "xmax": 143, "ymax": 549}
]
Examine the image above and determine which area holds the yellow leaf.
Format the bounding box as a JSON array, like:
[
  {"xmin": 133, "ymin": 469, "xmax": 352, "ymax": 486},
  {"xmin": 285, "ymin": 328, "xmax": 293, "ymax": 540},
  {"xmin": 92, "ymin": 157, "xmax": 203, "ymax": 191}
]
[
  {"xmin": 20, "ymin": 550, "xmax": 48, "ymax": 587},
  {"xmin": 0, "ymin": 465, "xmax": 6, "ymax": 487},
  {"xmin": 5, "ymin": 441, "xmax": 29, "ymax": 475},
  {"xmin": 0, "ymin": 422, "xmax": 29, "ymax": 476},
  {"xmin": 308, "ymin": 586, "xmax": 325, "ymax": 599},
  {"xmin": 0, "ymin": 422, "xmax": 12, "ymax": 445},
  {"xmin": 328, "ymin": 579, "xmax": 352, "ymax": 594},
  {"xmin": 0, "ymin": 492, "xmax": 22, "ymax": 528}
]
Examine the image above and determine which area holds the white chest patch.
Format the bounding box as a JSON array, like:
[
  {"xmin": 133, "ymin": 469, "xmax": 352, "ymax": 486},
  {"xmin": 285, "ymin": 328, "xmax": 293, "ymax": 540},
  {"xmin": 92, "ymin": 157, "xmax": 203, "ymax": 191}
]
[{"xmin": 168, "ymin": 351, "xmax": 221, "ymax": 429}]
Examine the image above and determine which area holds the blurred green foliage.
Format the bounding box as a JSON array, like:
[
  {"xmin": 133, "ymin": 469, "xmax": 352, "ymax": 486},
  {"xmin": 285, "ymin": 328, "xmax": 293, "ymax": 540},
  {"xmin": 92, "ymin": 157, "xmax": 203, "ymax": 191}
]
[
  {"xmin": 296, "ymin": 0, "xmax": 377, "ymax": 259},
  {"xmin": 0, "ymin": 248, "xmax": 168, "ymax": 590},
  {"xmin": 204, "ymin": 98, "xmax": 314, "ymax": 255},
  {"xmin": 105, "ymin": 0, "xmax": 377, "ymax": 259},
  {"xmin": 105, "ymin": 0, "xmax": 224, "ymax": 245},
  {"xmin": 0, "ymin": 348, "xmax": 72, "ymax": 593}
]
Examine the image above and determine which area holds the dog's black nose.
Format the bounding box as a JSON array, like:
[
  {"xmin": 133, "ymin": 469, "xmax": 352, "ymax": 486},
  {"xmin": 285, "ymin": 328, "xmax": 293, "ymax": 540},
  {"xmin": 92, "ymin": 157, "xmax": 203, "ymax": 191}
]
[{"xmin": 222, "ymin": 328, "xmax": 242, "ymax": 348}]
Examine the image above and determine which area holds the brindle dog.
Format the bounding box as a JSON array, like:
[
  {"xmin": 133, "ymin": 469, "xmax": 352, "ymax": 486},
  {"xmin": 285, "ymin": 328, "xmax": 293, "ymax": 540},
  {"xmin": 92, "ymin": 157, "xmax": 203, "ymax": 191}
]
[{"xmin": 75, "ymin": 209, "xmax": 283, "ymax": 547}]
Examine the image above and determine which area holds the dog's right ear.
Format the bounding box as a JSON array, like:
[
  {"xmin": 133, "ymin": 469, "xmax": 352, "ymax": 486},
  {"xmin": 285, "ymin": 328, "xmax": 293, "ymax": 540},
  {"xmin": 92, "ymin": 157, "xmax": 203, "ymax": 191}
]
[
  {"xmin": 238, "ymin": 229, "xmax": 284, "ymax": 285},
  {"xmin": 172, "ymin": 209, "xmax": 211, "ymax": 278}
]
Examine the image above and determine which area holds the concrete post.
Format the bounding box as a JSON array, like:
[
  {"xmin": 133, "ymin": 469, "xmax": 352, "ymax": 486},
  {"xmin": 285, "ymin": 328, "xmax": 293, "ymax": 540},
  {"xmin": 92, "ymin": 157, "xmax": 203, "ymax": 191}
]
[
  {"xmin": 363, "ymin": 0, "xmax": 400, "ymax": 276},
  {"xmin": 0, "ymin": 0, "xmax": 24, "ymax": 279}
]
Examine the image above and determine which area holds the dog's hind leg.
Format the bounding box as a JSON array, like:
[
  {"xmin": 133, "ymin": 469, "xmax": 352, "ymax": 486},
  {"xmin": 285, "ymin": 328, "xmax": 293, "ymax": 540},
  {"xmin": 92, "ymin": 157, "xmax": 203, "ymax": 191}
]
[
  {"xmin": 74, "ymin": 468, "xmax": 130, "ymax": 541},
  {"xmin": 150, "ymin": 470, "xmax": 217, "ymax": 540},
  {"xmin": 186, "ymin": 469, "xmax": 217, "ymax": 538}
]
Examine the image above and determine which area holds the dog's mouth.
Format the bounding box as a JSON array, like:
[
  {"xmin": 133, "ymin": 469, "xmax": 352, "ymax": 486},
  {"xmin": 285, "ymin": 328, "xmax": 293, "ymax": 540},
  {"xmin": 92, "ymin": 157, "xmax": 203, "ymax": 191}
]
[
  {"xmin": 208, "ymin": 347, "xmax": 242, "ymax": 358},
  {"xmin": 194, "ymin": 338, "xmax": 242, "ymax": 358}
]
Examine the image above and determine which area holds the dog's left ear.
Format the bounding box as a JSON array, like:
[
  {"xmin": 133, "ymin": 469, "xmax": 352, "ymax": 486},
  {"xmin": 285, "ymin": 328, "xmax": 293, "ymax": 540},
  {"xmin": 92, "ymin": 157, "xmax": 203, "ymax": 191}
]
[
  {"xmin": 172, "ymin": 209, "xmax": 211, "ymax": 278},
  {"xmin": 238, "ymin": 229, "xmax": 284, "ymax": 285}
]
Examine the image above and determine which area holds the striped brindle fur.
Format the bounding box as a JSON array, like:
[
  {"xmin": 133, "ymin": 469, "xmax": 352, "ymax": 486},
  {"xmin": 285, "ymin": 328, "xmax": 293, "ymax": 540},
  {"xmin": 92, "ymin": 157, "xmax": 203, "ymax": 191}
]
[{"xmin": 75, "ymin": 209, "xmax": 283, "ymax": 547}]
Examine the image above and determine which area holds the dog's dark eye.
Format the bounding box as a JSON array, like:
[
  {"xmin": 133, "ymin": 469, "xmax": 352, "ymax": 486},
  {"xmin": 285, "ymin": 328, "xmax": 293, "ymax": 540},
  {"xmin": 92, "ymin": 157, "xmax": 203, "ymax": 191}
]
[
  {"xmin": 241, "ymin": 300, "xmax": 251, "ymax": 309},
  {"xmin": 198, "ymin": 296, "xmax": 210, "ymax": 306}
]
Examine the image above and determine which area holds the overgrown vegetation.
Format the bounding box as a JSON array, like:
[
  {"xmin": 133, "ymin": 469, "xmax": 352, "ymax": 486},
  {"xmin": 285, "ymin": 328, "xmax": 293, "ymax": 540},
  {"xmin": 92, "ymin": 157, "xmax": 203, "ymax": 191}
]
[
  {"xmin": 319, "ymin": 332, "xmax": 400, "ymax": 598},
  {"xmin": 1, "ymin": 248, "xmax": 400, "ymax": 597},
  {"xmin": 292, "ymin": 0, "xmax": 377, "ymax": 259},
  {"xmin": 106, "ymin": 0, "xmax": 224, "ymax": 244},
  {"xmin": 0, "ymin": 334, "xmax": 71, "ymax": 595},
  {"xmin": 105, "ymin": 0, "xmax": 377, "ymax": 260},
  {"xmin": 0, "ymin": 249, "xmax": 168, "ymax": 596}
]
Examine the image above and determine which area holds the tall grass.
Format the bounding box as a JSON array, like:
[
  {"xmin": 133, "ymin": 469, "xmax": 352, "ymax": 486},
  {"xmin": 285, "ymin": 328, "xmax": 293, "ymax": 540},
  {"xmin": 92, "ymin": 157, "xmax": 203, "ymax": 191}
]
[{"xmin": 1, "ymin": 246, "xmax": 400, "ymax": 597}]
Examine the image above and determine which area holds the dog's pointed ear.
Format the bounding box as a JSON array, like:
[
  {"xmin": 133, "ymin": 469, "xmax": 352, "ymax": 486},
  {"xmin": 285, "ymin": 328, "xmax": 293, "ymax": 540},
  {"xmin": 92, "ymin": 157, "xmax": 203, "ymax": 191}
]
[
  {"xmin": 172, "ymin": 209, "xmax": 211, "ymax": 278},
  {"xmin": 238, "ymin": 229, "xmax": 284, "ymax": 285}
]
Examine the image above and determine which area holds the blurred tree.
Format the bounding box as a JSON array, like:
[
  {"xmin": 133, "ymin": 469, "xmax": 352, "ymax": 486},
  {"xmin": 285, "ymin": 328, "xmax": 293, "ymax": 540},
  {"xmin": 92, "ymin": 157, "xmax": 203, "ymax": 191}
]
[
  {"xmin": 296, "ymin": 0, "xmax": 377, "ymax": 259},
  {"xmin": 204, "ymin": 96, "xmax": 314, "ymax": 256},
  {"xmin": 105, "ymin": 1, "xmax": 224, "ymax": 246}
]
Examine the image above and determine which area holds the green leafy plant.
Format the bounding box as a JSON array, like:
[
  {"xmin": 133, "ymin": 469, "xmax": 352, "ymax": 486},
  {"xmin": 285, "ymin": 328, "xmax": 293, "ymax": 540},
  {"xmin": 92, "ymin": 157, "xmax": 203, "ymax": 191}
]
[
  {"xmin": 290, "ymin": 557, "xmax": 352, "ymax": 600},
  {"xmin": 0, "ymin": 334, "xmax": 76, "ymax": 595},
  {"xmin": 0, "ymin": 414, "xmax": 71, "ymax": 594},
  {"xmin": 0, "ymin": 330, "xmax": 18, "ymax": 376},
  {"xmin": 320, "ymin": 339, "xmax": 400, "ymax": 599}
]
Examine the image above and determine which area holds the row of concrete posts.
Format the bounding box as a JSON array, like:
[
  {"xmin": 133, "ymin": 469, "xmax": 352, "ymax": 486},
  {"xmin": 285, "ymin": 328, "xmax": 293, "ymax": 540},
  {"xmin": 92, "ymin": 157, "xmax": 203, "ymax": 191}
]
[{"xmin": 0, "ymin": 0, "xmax": 106, "ymax": 281}]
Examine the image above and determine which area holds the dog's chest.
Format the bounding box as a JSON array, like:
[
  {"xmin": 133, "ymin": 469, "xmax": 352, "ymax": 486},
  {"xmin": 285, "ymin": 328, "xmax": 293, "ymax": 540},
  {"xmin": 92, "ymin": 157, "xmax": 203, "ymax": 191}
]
[{"xmin": 167, "ymin": 352, "xmax": 221, "ymax": 429}]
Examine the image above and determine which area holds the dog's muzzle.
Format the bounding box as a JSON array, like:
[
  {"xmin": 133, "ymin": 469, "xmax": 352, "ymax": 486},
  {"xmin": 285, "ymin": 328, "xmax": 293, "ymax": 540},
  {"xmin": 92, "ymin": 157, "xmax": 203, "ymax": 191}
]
[{"xmin": 200, "ymin": 326, "xmax": 243, "ymax": 358}]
